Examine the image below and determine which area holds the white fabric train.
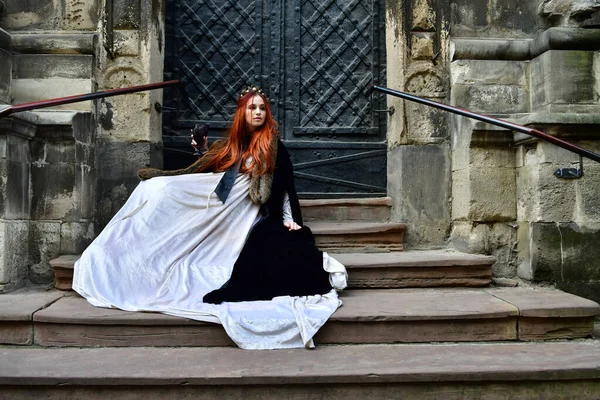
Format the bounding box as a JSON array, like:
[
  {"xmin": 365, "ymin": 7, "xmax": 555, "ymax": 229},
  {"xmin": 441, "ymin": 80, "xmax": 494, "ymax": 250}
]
[{"xmin": 73, "ymin": 172, "xmax": 347, "ymax": 349}]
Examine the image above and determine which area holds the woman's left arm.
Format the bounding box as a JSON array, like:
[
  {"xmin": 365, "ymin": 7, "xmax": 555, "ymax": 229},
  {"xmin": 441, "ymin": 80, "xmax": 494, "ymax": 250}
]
[
  {"xmin": 278, "ymin": 141, "xmax": 303, "ymax": 230},
  {"xmin": 283, "ymin": 191, "xmax": 301, "ymax": 230}
]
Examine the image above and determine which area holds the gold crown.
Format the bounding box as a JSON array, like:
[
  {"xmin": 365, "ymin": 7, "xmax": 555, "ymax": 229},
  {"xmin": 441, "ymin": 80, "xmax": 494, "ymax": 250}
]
[{"xmin": 239, "ymin": 86, "xmax": 264, "ymax": 98}]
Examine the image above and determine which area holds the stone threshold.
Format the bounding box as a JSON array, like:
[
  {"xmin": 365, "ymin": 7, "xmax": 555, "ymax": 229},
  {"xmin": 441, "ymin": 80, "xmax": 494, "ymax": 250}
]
[{"xmin": 1, "ymin": 287, "xmax": 598, "ymax": 347}]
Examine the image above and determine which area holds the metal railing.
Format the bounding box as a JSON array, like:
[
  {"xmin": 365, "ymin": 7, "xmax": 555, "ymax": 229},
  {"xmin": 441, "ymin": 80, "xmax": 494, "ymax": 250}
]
[
  {"xmin": 0, "ymin": 80, "xmax": 183, "ymax": 119},
  {"xmin": 374, "ymin": 85, "xmax": 600, "ymax": 179}
]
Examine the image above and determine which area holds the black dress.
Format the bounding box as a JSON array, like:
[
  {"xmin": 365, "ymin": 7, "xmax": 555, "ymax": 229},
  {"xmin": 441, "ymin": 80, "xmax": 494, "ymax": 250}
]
[{"xmin": 203, "ymin": 141, "xmax": 332, "ymax": 303}]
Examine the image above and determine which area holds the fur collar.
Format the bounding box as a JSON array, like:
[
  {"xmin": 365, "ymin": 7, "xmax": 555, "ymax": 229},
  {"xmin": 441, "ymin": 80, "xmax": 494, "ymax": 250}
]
[{"xmin": 137, "ymin": 133, "xmax": 279, "ymax": 205}]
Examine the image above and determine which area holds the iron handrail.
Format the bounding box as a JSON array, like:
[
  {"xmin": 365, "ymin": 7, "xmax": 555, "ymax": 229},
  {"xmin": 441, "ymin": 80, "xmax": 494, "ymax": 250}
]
[
  {"xmin": 0, "ymin": 80, "xmax": 182, "ymax": 119},
  {"xmin": 373, "ymin": 85, "xmax": 600, "ymax": 164}
]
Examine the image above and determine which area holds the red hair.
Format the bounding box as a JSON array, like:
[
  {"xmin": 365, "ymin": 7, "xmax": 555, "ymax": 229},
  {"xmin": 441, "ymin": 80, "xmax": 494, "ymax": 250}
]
[{"xmin": 203, "ymin": 92, "xmax": 278, "ymax": 176}]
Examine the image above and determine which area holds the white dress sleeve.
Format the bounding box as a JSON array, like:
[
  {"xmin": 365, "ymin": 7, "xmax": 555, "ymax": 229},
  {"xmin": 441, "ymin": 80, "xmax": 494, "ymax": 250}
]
[{"xmin": 282, "ymin": 191, "xmax": 294, "ymax": 223}]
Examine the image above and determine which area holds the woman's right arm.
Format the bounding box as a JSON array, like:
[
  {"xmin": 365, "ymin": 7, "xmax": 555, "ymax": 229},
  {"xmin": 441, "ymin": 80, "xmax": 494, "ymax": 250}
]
[{"xmin": 136, "ymin": 139, "xmax": 222, "ymax": 181}]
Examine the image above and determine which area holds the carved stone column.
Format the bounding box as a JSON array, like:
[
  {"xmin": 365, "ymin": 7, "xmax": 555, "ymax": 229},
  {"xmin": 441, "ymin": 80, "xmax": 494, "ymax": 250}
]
[
  {"xmin": 386, "ymin": 0, "xmax": 451, "ymax": 247},
  {"xmin": 94, "ymin": 0, "xmax": 165, "ymax": 230}
]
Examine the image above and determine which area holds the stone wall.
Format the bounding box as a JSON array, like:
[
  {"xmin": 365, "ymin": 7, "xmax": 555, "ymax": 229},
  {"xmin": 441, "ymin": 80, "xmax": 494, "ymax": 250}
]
[
  {"xmin": 0, "ymin": 0, "xmax": 99, "ymax": 290},
  {"xmin": 28, "ymin": 112, "xmax": 96, "ymax": 284},
  {"xmin": 0, "ymin": 0, "xmax": 165, "ymax": 291},
  {"xmin": 447, "ymin": 0, "xmax": 600, "ymax": 300},
  {"xmin": 0, "ymin": 28, "xmax": 10, "ymax": 104}
]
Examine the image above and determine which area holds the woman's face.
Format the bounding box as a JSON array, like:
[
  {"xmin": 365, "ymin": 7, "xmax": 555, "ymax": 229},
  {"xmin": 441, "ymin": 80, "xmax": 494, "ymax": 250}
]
[{"xmin": 244, "ymin": 95, "xmax": 266, "ymax": 132}]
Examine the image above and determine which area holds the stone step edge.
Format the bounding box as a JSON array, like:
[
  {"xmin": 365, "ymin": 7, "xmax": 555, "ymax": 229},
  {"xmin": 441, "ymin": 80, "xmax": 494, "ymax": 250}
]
[
  {"xmin": 2, "ymin": 342, "xmax": 600, "ymax": 386},
  {"xmin": 306, "ymin": 222, "xmax": 407, "ymax": 234},
  {"xmin": 30, "ymin": 288, "xmax": 600, "ymax": 325},
  {"xmin": 49, "ymin": 250, "xmax": 496, "ymax": 271},
  {"xmin": 299, "ymin": 197, "xmax": 393, "ymax": 207}
]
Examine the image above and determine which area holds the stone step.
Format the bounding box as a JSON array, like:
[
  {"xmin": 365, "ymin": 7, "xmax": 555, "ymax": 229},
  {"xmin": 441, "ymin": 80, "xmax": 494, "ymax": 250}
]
[
  {"xmin": 300, "ymin": 197, "xmax": 392, "ymax": 222},
  {"xmin": 2, "ymin": 287, "xmax": 598, "ymax": 348},
  {"xmin": 2, "ymin": 342, "xmax": 600, "ymax": 399},
  {"xmin": 334, "ymin": 250, "xmax": 494, "ymax": 288},
  {"xmin": 50, "ymin": 249, "xmax": 491, "ymax": 291},
  {"xmin": 307, "ymin": 221, "xmax": 406, "ymax": 252}
]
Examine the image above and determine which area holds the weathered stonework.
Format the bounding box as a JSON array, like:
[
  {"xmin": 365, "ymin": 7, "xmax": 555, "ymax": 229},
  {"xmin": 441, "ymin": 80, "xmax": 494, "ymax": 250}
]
[
  {"xmin": 539, "ymin": 0, "xmax": 600, "ymax": 27},
  {"xmin": 388, "ymin": 143, "xmax": 451, "ymax": 247},
  {"xmin": 90, "ymin": 0, "xmax": 165, "ymax": 230},
  {"xmin": 386, "ymin": 0, "xmax": 452, "ymax": 248},
  {"xmin": 0, "ymin": 114, "xmax": 34, "ymax": 292},
  {"xmin": 448, "ymin": 0, "xmax": 600, "ymax": 301},
  {"xmin": 0, "ymin": 0, "xmax": 598, "ymax": 306},
  {"xmin": 531, "ymin": 50, "xmax": 597, "ymax": 113},
  {"xmin": 451, "ymin": 0, "xmax": 542, "ymax": 38},
  {"xmin": 451, "ymin": 221, "xmax": 518, "ymax": 277},
  {"xmin": 0, "ymin": 0, "xmax": 100, "ymax": 31}
]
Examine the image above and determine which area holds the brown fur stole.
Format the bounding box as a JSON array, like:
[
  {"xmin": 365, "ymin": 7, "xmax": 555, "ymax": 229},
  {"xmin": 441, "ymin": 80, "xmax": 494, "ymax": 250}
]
[{"xmin": 136, "ymin": 134, "xmax": 279, "ymax": 204}]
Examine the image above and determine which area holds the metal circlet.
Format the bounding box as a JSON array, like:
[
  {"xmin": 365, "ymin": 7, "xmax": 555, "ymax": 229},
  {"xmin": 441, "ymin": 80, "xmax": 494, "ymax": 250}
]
[{"xmin": 239, "ymin": 86, "xmax": 264, "ymax": 99}]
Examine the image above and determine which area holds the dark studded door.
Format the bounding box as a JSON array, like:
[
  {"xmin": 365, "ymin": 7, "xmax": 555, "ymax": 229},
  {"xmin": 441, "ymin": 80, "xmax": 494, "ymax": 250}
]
[{"xmin": 163, "ymin": 0, "xmax": 387, "ymax": 198}]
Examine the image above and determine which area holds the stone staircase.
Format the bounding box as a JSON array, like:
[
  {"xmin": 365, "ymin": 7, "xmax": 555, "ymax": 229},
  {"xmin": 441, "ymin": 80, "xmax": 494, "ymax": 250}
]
[{"xmin": 2, "ymin": 198, "xmax": 600, "ymax": 398}]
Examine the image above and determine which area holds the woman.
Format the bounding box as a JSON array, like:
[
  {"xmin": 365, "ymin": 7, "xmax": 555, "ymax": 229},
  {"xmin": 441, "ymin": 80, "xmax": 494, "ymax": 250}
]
[{"xmin": 73, "ymin": 86, "xmax": 347, "ymax": 349}]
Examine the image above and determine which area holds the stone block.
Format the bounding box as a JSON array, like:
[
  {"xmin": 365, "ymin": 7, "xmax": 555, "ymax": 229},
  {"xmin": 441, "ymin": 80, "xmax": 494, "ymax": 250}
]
[
  {"xmin": 14, "ymin": 54, "xmax": 93, "ymax": 80},
  {"xmin": 0, "ymin": 160, "xmax": 6, "ymax": 217},
  {"xmin": 452, "ymin": 84, "xmax": 529, "ymax": 114},
  {"xmin": 113, "ymin": 0, "xmax": 141, "ymax": 29},
  {"xmin": 0, "ymin": 220, "xmax": 29, "ymax": 293},
  {"xmin": 521, "ymin": 222, "xmax": 600, "ymax": 286},
  {"xmin": 405, "ymin": 101, "xmax": 449, "ymax": 141},
  {"xmin": 75, "ymin": 141, "xmax": 94, "ymax": 167},
  {"xmin": 405, "ymin": 70, "xmax": 445, "ymax": 96},
  {"xmin": 114, "ymin": 29, "xmax": 140, "ymax": 56},
  {"xmin": 517, "ymin": 163, "xmax": 577, "ymax": 222},
  {"xmin": 95, "ymin": 140, "xmax": 162, "ymax": 230},
  {"xmin": 36, "ymin": 140, "xmax": 76, "ymax": 164},
  {"xmin": 411, "ymin": 33, "xmax": 435, "ymax": 60},
  {"xmin": 452, "ymin": 166, "xmax": 516, "ymax": 222},
  {"xmin": 531, "ymin": 50, "xmax": 596, "ymax": 111},
  {"xmin": 61, "ymin": 0, "xmax": 100, "ymax": 31},
  {"xmin": 531, "ymin": 140, "xmax": 592, "ymax": 165},
  {"xmin": 0, "ymin": 49, "xmax": 11, "ymax": 104},
  {"xmin": 0, "ymin": 135, "xmax": 6, "ymax": 159},
  {"xmin": 451, "ymin": 60, "xmax": 528, "ymax": 86},
  {"xmin": 0, "ymin": 0, "xmax": 59, "ymax": 30},
  {"xmin": 576, "ymin": 164, "xmax": 600, "ymax": 223},
  {"xmin": 450, "ymin": 0, "xmax": 539, "ymax": 37},
  {"xmin": 11, "ymin": 33, "xmax": 96, "ymax": 55},
  {"xmin": 388, "ymin": 144, "xmax": 451, "ymax": 247},
  {"xmin": 6, "ymin": 133, "xmax": 30, "ymax": 163},
  {"xmin": 28, "ymin": 221, "xmax": 60, "ymax": 284},
  {"xmin": 450, "ymin": 221, "xmax": 518, "ymax": 277},
  {"xmin": 411, "ymin": 0, "xmax": 436, "ymax": 31},
  {"xmin": 12, "ymin": 79, "xmax": 92, "ymax": 111},
  {"xmin": 0, "ymin": 28, "xmax": 10, "ymax": 50},
  {"xmin": 4, "ymin": 160, "xmax": 30, "ymax": 220},
  {"xmin": 453, "ymin": 146, "xmax": 516, "ymax": 173},
  {"xmin": 76, "ymin": 164, "xmax": 95, "ymax": 219},
  {"xmin": 72, "ymin": 112, "xmax": 95, "ymax": 144},
  {"xmin": 60, "ymin": 221, "xmax": 94, "ymax": 255},
  {"xmin": 30, "ymin": 164, "xmax": 77, "ymax": 220}
]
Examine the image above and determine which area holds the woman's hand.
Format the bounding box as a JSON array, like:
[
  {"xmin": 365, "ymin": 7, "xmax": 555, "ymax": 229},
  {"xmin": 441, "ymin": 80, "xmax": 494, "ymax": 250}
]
[
  {"xmin": 191, "ymin": 133, "xmax": 208, "ymax": 150},
  {"xmin": 284, "ymin": 220, "xmax": 301, "ymax": 231},
  {"xmin": 191, "ymin": 131, "xmax": 208, "ymax": 156}
]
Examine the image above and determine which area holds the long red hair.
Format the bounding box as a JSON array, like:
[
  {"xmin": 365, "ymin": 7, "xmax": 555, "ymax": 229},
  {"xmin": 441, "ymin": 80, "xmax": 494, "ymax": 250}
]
[{"xmin": 203, "ymin": 92, "xmax": 278, "ymax": 176}]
